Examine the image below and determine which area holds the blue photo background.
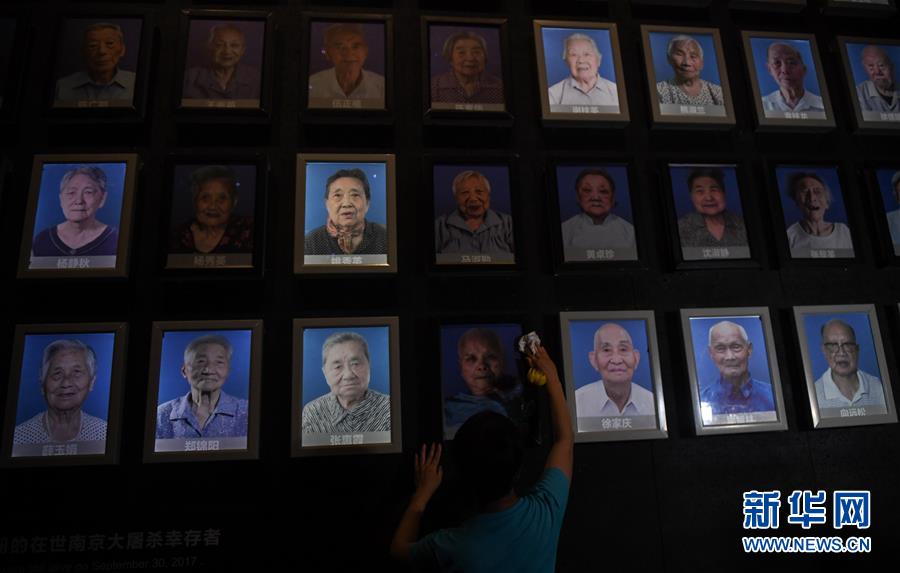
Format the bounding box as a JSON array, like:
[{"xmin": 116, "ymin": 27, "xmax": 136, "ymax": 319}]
[
  {"xmin": 844, "ymin": 42, "xmax": 900, "ymax": 87},
  {"xmin": 440, "ymin": 323, "xmax": 521, "ymax": 398},
  {"xmin": 32, "ymin": 162, "xmax": 128, "ymax": 244},
  {"xmin": 15, "ymin": 332, "xmax": 116, "ymax": 424},
  {"xmin": 556, "ymin": 165, "xmax": 633, "ymax": 223},
  {"xmin": 669, "ymin": 164, "xmax": 742, "ymax": 218},
  {"xmin": 304, "ymin": 161, "xmax": 387, "ymax": 232},
  {"xmin": 648, "ymin": 31, "xmax": 722, "ymax": 85},
  {"xmin": 688, "ymin": 316, "xmax": 772, "ymax": 388},
  {"xmin": 540, "ymin": 27, "xmax": 617, "ymax": 85},
  {"xmin": 877, "ymin": 168, "xmax": 900, "ymax": 214},
  {"xmin": 749, "ymin": 37, "xmax": 823, "ymax": 97},
  {"xmin": 567, "ymin": 319, "xmax": 653, "ymax": 393},
  {"xmin": 433, "ymin": 164, "xmax": 511, "ymax": 218},
  {"xmin": 802, "ymin": 312, "xmax": 882, "ymax": 381},
  {"xmin": 301, "ymin": 325, "xmax": 391, "ymax": 407},
  {"xmin": 776, "ymin": 166, "xmax": 848, "ymax": 228},
  {"xmin": 156, "ymin": 329, "xmax": 253, "ymax": 405},
  {"xmin": 429, "ymin": 25, "xmax": 503, "ymax": 80},
  {"xmin": 308, "ymin": 21, "xmax": 386, "ymax": 75}
]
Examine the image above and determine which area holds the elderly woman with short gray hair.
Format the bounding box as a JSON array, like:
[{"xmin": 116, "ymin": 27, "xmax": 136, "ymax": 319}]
[{"xmin": 656, "ymin": 35, "xmax": 724, "ymax": 106}]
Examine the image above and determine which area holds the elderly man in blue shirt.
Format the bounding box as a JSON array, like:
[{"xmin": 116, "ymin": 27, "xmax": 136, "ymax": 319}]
[
  {"xmin": 55, "ymin": 22, "xmax": 135, "ymax": 105},
  {"xmin": 700, "ymin": 321, "xmax": 774, "ymax": 415}
]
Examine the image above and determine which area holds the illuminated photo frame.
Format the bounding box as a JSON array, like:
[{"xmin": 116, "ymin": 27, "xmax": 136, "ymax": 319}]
[{"xmin": 838, "ymin": 37, "xmax": 900, "ymax": 131}]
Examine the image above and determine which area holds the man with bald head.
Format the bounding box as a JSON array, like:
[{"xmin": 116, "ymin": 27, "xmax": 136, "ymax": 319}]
[
  {"xmin": 855, "ymin": 45, "xmax": 899, "ymax": 115},
  {"xmin": 700, "ymin": 321, "xmax": 774, "ymax": 415},
  {"xmin": 814, "ymin": 319, "xmax": 885, "ymax": 409},
  {"xmin": 575, "ymin": 323, "xmax": 655, "ymax": 417},
  {"xmin": 761, "ymin": 42, "xmax": 824, "ymax": 113}
]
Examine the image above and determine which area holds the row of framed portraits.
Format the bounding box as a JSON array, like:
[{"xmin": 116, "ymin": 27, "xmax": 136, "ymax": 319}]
[
  {"xmin": 2, "ymin": 304, "xmax": 897, "ymax": 467},
  {"xmin": 1, "ymin": 10, "xmax": 899, "ymax": 131},
  {"xmin": 11, "ymin": 153, "xmax": 900, "ymax": 277}
]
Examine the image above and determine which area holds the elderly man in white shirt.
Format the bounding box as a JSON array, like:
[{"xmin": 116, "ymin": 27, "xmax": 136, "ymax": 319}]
[
  {"xmin": 761, "ymin": 42, "xmax": 824, "ymax": 113},
  {"xmin": 547, "ymin": 32, "xmax": 618, "ymax": 111},
  {"xmin": 813, "ymin": 319, "xmax": 886, "ymax": 410}
]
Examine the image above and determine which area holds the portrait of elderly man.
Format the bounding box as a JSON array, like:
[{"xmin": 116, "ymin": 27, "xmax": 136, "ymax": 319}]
[
  {"xmin": 575, "ymin": 323, "xmax": 654, "ymax": 417},
  {"xmin": 182, "ymin": 22, "xmax": 261, "ymax": 102},
  {"xmin": 560, "ymin": 168, "xmax": 634, "ymax": 251},
  {"xmin": 547, "ymin": 32, "xmax": 618, "ymax": 109},
  {"xmin": 308, "ymin": 23, "xmax": 385, "ymax": 104},
  {"xmin": 32, "ymin": 165, "xmax": 118, "ymax": 258},
  {"xmin": 784, "ymin": 171, "xmax": 853, "ymax": 255},
  {"xmin": 444, "ymin": 328, "xmax": 525, "ymax": 435},
  {"xmin": 434, "ymin": 170, "xmax": 514, "ymax": 256},
  {"xmin": 55, "ymin": 22, "xmax": 136, "ymax": 104},
  {"xmin": 699, "ymin": 321, "xmax": 774, "ymax": 415},
  {"xmin": 676, "ymin": 167, "xmax": 747, "ymax": 249},
  {"xmin": 814, "ymin": 319, "xmax": 886, "ymax": 410},
  {"xmin": 305, "ymin": 168, "xmax": 388, "ymax": 256},
  {"xmin": 761, "ymin": 42, "xmax": 824, "ymax": 113},
  {"xmin": 431, "ymin": 29, "xmax": 504, "ymax": 106},
  {"xmin": 156, "ymin": 334, "xmax": 249, "ymax": 439},
  {"xmin": 855, "ymin": 45, "xmax": 899, "ymax": 115},
  {"xmin": 656, "ymin": 34, "xmax": 724, "ymax": 107},
  {"xmin": 170, "ymin": 165, "xmax": 253, "ymax": 255},
  {"xmin": 13, "ymin": 340, "xmax": 107, "ymax": 445},
  {"xmin": 302, "ymin": 332, "xmax": 391, "ymax": 435},
  {"xmin": 885, "ymin": 171, "xmax": 900, "ymax": 245}
]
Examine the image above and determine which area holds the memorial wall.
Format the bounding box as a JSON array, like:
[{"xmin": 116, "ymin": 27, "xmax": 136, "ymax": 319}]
[{"xmin": 0, "ymin": 0, "xmax": 898, "ymax": 570}]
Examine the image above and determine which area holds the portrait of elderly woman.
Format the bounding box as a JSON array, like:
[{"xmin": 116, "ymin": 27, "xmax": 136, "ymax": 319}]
[
  {"xmin": 429, "ymin": 25, "xmax": 505, "ymax": 110},
  {"xmin": 557, "ymin": 166, "xmax": 636, "ymax": 261},
  {"xmin": 442, "ymin": 326, "xmax": 527, "ymax": 440},
  {"xmin": 543, "ymin": 29, "xmax": 619, "ymax": 111},
  {"xmin": 304, "ymin": 167, "xmax": 388, "ymax": 256},
  {"xmin": 434, "ymin": 167, "xmax": 515, "ymax": 263},
  {"xmin": 181, "ymin": 20, "xmax": 264, "ymax": 106},
  {"xmin": 30, "ymin": 164, "xmax": 121, "ymax": 262},
  {"xmin": 168, "ymin": 165, "xmax": 254, "ymax": 263},
  {"xmin": 307, "ymin": 21, "xmax": 386, "ymax": 108},
  {"xmin": 780, "ymin": 169, "xmax": 855, "ymax": 258},
  {"xmin": 13, "ymin": 338, "xmax": 109, "ymax": 449},
  {"xmin": 301, "ymin": 331, "xmax": 391, "ymax": 439},
  {"xmin": 672, "ymin": 166, "xmax": 749, "ymax": 260},
  {"xmin": 650, "ymin": 31, "xmax": 726, "ymax": 115},
  {"xmin": 156, "ymin": 333, "xmax": 250, "ymax": 442}
]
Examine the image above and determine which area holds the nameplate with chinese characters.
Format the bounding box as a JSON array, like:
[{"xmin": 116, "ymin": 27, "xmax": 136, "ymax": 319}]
[
  {"xmin": 304, "ymin": 254, "xmax": 388, "ymax": 266},
  {"xmin": 167, "ymin": 254, "xmax": 253, "ymax": 269},
  {"xmin": 800, "ymin": 248, "xmax": 855, "ymax": 259},
  {"xmin": 550, "ymin": 104, "xmax": 620, "ymax": 115},
  {"xmin": 566, "ymin": 247, "xmax": 638, "ymax": 262},
  {"xmin": 180, "ymin": 98, "xmax": 260, "ymax": 109},
  {"xmin": 682, "ymin": 246, "xmax": 751, "ymax": 261},
  {"xmin": 863, "ymin": 111, "xmax": 900, "ymax": 122},
  {"xmin": 821, "ymin": 405, "xmax": 888, "ymax": 419},
  {"xmin": 660, "ymin": 104, "xmax": 728, "ymax": 117},
  {"xmin": 11, "ymin": 440, "xmax": 106, "ymax": 458},
  {"xmin": 576, "ymin": 415, "xmax": 657, "ymax": 432},
  {"xmin": 435, "ymin": 253, "xmax": 515, "ymax": 265},
  {"xmin": 767, "ymin": 110, "xmax": 827, "ymax": 121},
  {"xmin": 302, "ymin": 430, "xmax": 391, "ymax": 447},
  {"xmin": 702, "ymin": 410, "xmax": 778, "ymax": 426},
  {"xmin": 154, "ymin": 437, "xmax": 247, "ymax": 453},
  {"xmin": 431, "ymin": 102, "xmax": 505, "ymax": 113},
  {"xmin": 29, "ymin": 255, "xmax": 117, "ymax": 270}
]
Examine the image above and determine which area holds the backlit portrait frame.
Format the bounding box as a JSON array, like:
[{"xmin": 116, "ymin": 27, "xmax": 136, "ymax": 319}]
[
  {"xmin": 742, "ymin": 31, "xmax": 835, "ymax": 129},
  {"xmin": 144, "ymin": 320, "xmax": 262, "ymax": 463},
  {"xmin": 424, "ymin": 16, "xmax": 509, "ymax": 115},
  {"xmin": 304, "ymin": 13, "xmax": 391, "ymax": 112},
  {"xmin": 175, "ymin": 9, "xmax": 273, "ymax": 114},
  {"xmin": 641, "ymin": 25, "xmax": 735, "ymax": 126},
  {"xmin": 432, "ymin": 161, "xmax": 516, "ymax": 266},
  {"xmin": 681, "ymin": 307, "xmax": 788, "ymax": 436},
  {"xmin": 533, "ymin": 20, "xmax": 629, "ymax": 123},
  {"xmin": 872, "ymin": 167, "xmax": 900, "ymax": 257},
  {"xmin": 793, "ymin": 304, "xmax": 897, "ymax": 429},
  {"xmin": 559, "ymin": 311, "xmax": 667, "ymax": 442},
  {"xmin": 291, "ymin": 316, "xmax": 401, "ymax": 457},
  {"xmin": 163, "ymin": 155, "xmax": 266, "ymax": 271},
  {"xmin": 17, "ymin": 154, "xmax": 139, "ymax": 279},
  {"xmin": 294, "ymin": 153, "xmax": 397, "ymax": 273},
  {"xmin": 1, "ymin": 322, "xmax": 127, "ymax": 468},
  {"xmin": 838, "ymin": 36, "xmax": 900, "ymax": 131}
]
